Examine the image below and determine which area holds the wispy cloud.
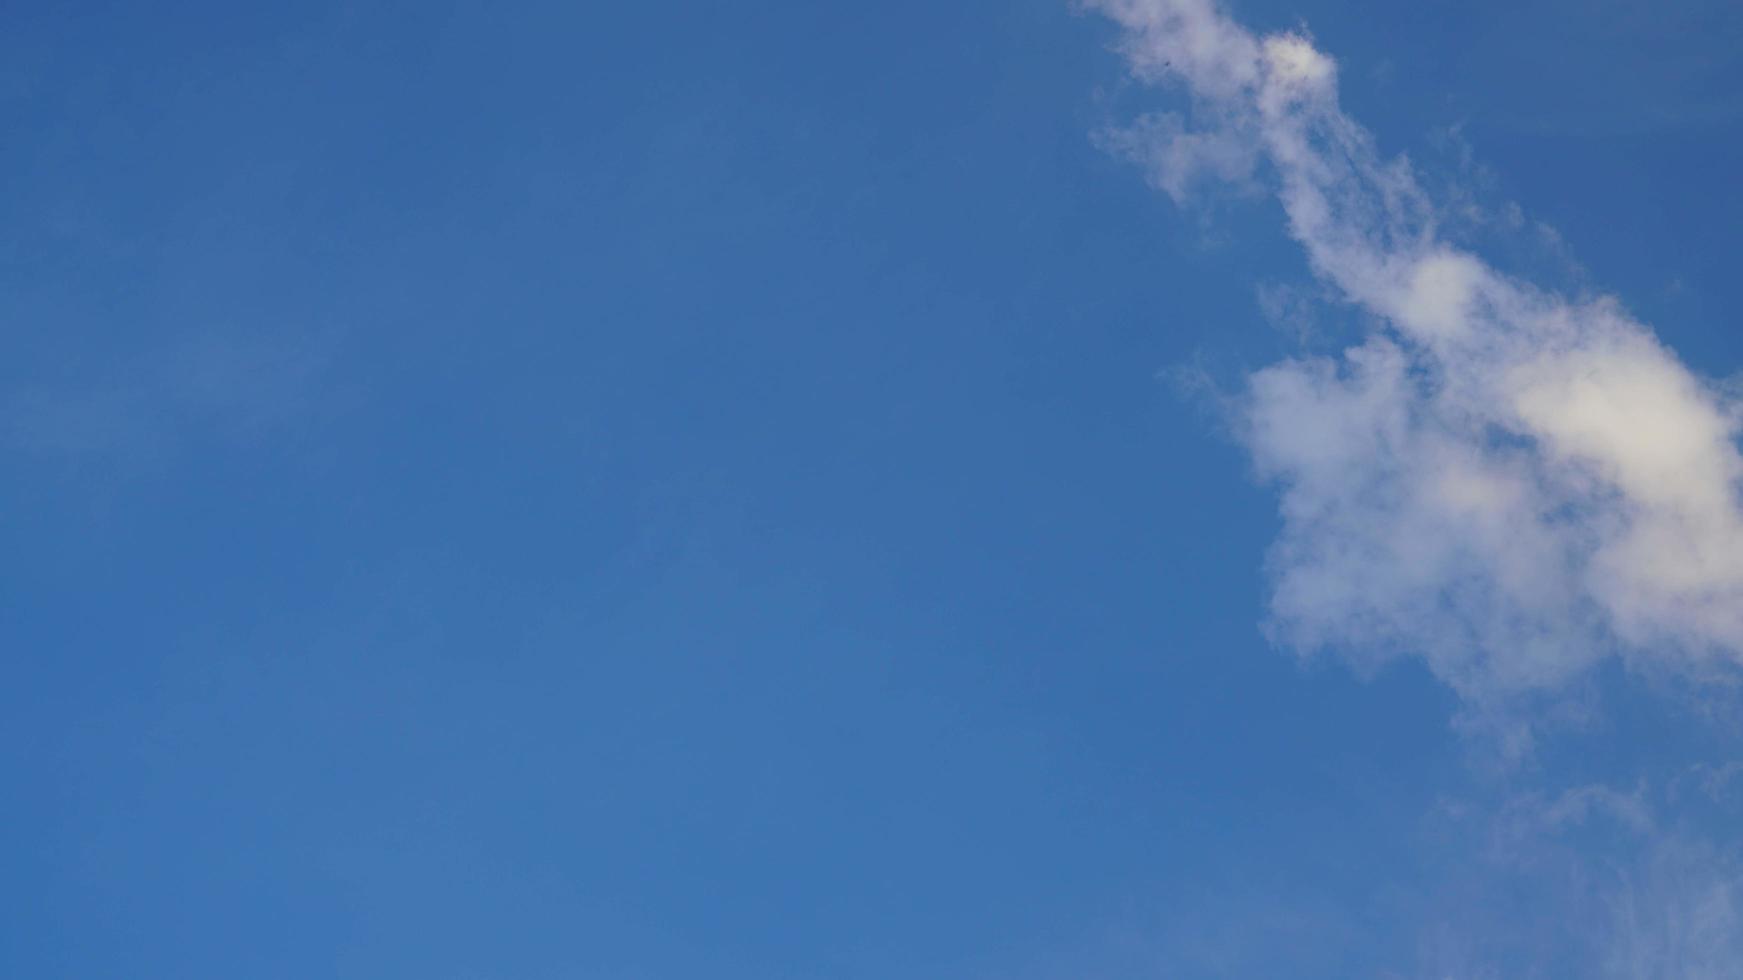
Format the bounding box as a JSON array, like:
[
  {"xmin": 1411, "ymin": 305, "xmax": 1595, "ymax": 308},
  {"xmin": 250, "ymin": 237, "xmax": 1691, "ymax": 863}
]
[
  {"xmin": 1429, "ymin": 782, "xmax": 1743, "ymax": 979},
  {"xmin": 3, "ymin": 329, "xmax": 334, "ymax": 464},
  {"xmin": 1090, "ymin": 0, "xmax": 1743, "ymax": 729},
  {"xmin": 1017, "ymin": 778, "xmax": 1743, "ymax": 979}
]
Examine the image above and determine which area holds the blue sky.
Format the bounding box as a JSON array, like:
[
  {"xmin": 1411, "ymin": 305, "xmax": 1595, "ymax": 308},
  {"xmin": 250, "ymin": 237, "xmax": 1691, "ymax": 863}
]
[{"xmin": 5, "ymin": 0, "xmax": 1743, "ymax": 976}]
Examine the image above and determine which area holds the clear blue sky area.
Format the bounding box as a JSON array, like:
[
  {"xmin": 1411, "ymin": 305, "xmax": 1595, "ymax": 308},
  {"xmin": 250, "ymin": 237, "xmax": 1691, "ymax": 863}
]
[{"xmin": 5, "ymin": 1, "xmax": 1743, "ymax": 977}]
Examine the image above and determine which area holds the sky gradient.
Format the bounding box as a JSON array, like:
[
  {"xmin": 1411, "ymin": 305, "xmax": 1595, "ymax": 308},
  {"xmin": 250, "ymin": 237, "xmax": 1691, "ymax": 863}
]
[{"xmin": 5, "ymin": 1, "xmax": 1743, "ymax": 976}]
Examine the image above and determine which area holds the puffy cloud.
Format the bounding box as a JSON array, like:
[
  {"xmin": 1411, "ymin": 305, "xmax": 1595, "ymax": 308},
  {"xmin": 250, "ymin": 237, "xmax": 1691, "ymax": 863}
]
[{"xmin": 1091, "ymin": 0, "xmax": 1743, "ymax": 715}]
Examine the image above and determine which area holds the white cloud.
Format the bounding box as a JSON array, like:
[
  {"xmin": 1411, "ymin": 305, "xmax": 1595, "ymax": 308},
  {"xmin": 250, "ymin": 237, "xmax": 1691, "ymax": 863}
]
[
  {"xmin": 1090, "ymin": 0, "xmax": 1743, "ymax": 720},
  {"xmin": 1095, "ymin": 112, "xmax": 1258, "ymax": 203}
]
